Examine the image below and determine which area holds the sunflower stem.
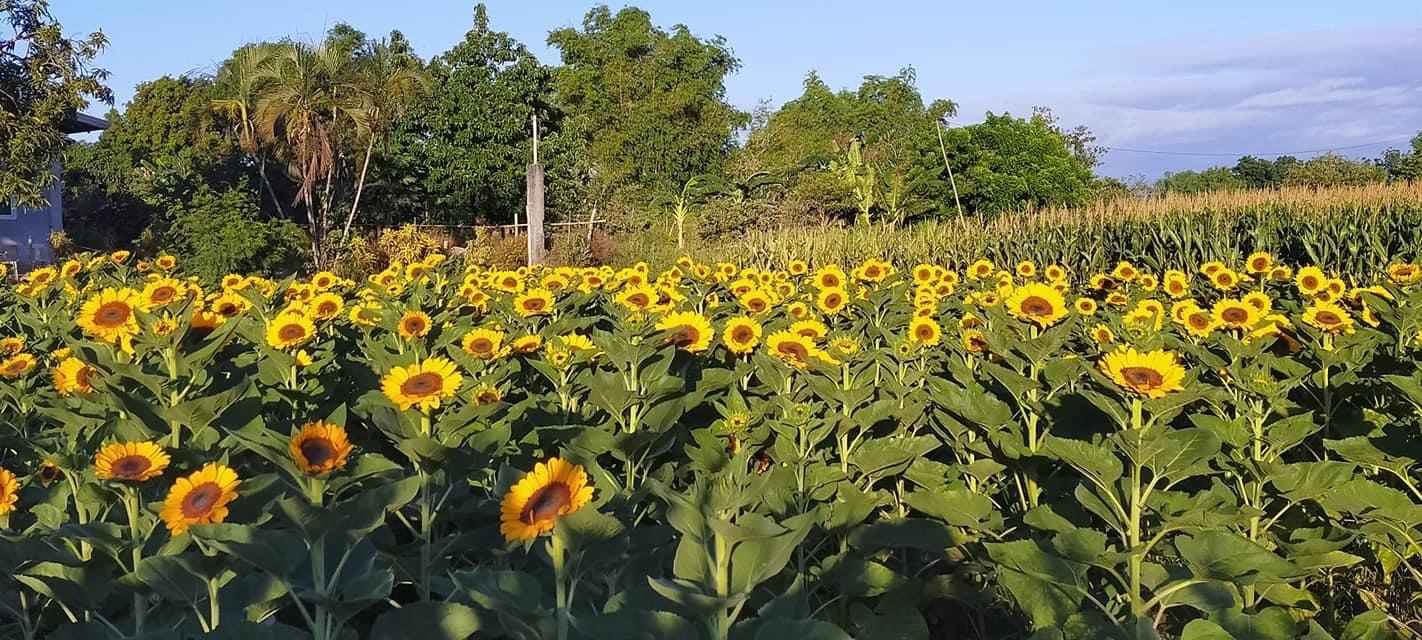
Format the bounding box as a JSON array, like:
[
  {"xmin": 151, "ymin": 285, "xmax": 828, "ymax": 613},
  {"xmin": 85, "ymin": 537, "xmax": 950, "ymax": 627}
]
[
  {"xmin": 125, "ymin": 486, "xmax": 146, "ymax": 636},
  {"xmin": 551, "ymin": 534, "xmax": 570, "ymax": 640},
  {"xmin": 419, "ymin": 467, "xmax": 433, "ymax": 602}
]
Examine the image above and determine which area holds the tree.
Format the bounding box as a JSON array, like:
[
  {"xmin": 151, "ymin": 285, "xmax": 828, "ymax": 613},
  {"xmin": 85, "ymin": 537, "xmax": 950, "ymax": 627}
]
[
  {"xmin": 1380, "ymin": 132, "xmax": 1422, "ymax": 182},
  {"xmin": 943, "ymin": 112, "xmax": 1097, "ymax": 213},
  {"xmin": 1032, "ymin": 106, "xmax": 1105, "ymax": 170},
  {"xmin": 1281, "ymin": 153, "xmax": 1386, "ymax": 188},
  {"xmin": 340, "ymin": 34, "xmax": 428, "ymax": 243},
  {"xmin": 212, "ymin": 43, "xmax": 288, "ymax": 218},
  {"xmin": 384, "ymin": 4, "xmax": 558, "ymax": 225},
  {"xmin": 1231, "ymin": 155, "xmax": 1281, "ymax": 189},
  {"xmin": 1, "ymin": 0, "xmax": 111, "ymax": 205},
  {"xmin": 548, "ymin": 5, "xmax": 746, "ymax": 201},
  {"xmin": 1155, "ymin": 167, "xmax": 1246, "ymax": 194}
]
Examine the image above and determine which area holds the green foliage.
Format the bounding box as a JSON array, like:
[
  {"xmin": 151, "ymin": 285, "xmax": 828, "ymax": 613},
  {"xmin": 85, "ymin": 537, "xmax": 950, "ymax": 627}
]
[
  {"xmin": 0, "ymin": 0, "xmax": 112, "ymax": 206},
  {"xmin": 944, "ymin": 112, "xmax": 1098, "ymax": 213},
  {"xmin": 161, "ymin": 186, "xmax": 307, "ymax": 280},
  {"xmin": 549, "ymin": 5, "xmax": 747, "ymax": 199},
  {"xmin": 1283, "ymin": 153, "xmax": 1389, "ymax": 188},
  {"xmin": 1158, "ymin": 167, "xmax": 1248, "ymax": 194}
]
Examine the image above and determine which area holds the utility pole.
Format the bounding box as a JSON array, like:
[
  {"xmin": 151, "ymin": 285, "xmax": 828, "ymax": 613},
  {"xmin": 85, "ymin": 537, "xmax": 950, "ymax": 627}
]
[
  {"xmin": 526, "ymin": 113, "xmax": 546, "ymax": 266},
  {"xmin": 936, "ymin": 120, "xmax": 965, "ymax": 218}
]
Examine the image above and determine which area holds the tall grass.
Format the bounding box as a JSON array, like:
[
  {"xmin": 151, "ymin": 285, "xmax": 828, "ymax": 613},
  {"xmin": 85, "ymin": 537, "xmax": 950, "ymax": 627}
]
[{"xmin": 710, "ymin": 182, "xmax": 1422, "ymax": 278}]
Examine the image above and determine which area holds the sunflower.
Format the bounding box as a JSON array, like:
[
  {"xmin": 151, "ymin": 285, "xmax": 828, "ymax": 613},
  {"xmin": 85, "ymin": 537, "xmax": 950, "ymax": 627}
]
[
  {"xmin": 961, "ymin": 329, "xmax": 989, "ymax": 354},
  {"xmin": 1387, "ymin": 263, "xmax": 1420, "ymax": 285},
  {"xmin": 558, "ymin": 334, "xmax": 596, "ymax": 353},
  {"xmin": 1182, "ymin": 309, "xmax": 1218, "ymax": 338},
  {"xmin": 95, "ymin": 441, "xmax": 170, "ymax": 482},
  {"xmin": 397, "ymin": 311, "xmax": 432, "ymax": 339},
  {"xmin": 766, "ymin": 331, "xmax": 835, "ymax": 369},
  {"xmin": 722, "ymin": 317, "xmax": 762, "ymax": 355},
  {"xmin": 1005, "ymin": 283, "xmax": 1068, "ymax": 328},
  {"xmin": 1296, "ymin": 266, "xmax": 1327, "ymax": 296},
  {"xmin": 309, "ymin": 292, "xmax": 344, "ymax": 321},
  {"xmin": 514, "ymin": 288, "xmax": 555, "ymax": 317},
  {"xmin": 289, "ymin": 422, "xmax": 353, "ymax": 475},
  {"xmin": 1074, "ymin": 298, "xmax": 1098, "ymax": 316},
  {"xmin": 738, "ymin": 290, "xmax": 773, "ymax": 315},
  {"xmin": 1163, "ymin": 272, "xmax": 1190, "ymax": 299},
  {"xmin": 1090, "ymin": 324, "xmax": 1115, "ymax": 345},
  {"xmin": 656, "ymin": 311, "xmax": 713, "ymax": 353},
  {"xmin": 499, "ymin": 457, "xmax": 595, "ymax": 543},
  {"xmin": 788, "ymin": 259, "xmax": 809, "ymax": 276},
  {"xmin": 1303, "ymin": 301, "xmax": 1355, "ymax": 335},
  {"xmin": 790, "ymin": 319, "xmax": 828, "ymax": 341},
  {"xmin": 0, "ymin": 353, "xmax": 36, "ymax": 379},
  {"xmin": 266, "ymin": 312, "xmax": 316, "ymax": 350},
  {"xmin": 829, "ymin": 336, "xmax": 861, "ymax": 357},
  {"xmin": 209, "ymin": 291, "xmax": 250, "ymax": 318},
  {"xmin": 0, "ymin": 337, "xmax": 22, "ymax": 356},
  {"xmin": 815, "ymin": 287, "xmax": 849, "ymax": 315},
  {"xmin": 161, "ymin": 463, "xmax": 240, "ymax": 535},
  {"xmin": 1242, "ymin": 291, "xmax": 1273, "ymax": 314},
  {"xmin": 381, "ymin": 357, "xmax": 463, "ymax": 412},
  {"xmin": 77, "ymin": 288, "xmax": 143, "ymax": 345},
  {"xmin": 1246, "ymin": 251, "xmax": 1273, "ymax": 274},
  {"xmin": 1211, "ymin": 299, "xmax": 1259, "ymax": 330},
  {"xmin": 350, "ymin": 302, "xmax": 384, "ymax": 327},
  {"xmin": 813, "ymin": 265, "xmax": 848, "ymax": 290},
  {"xmin": 511, "ymin": 335, "xmax": 543, "ymax": 355},
  {"xmin": 462, "ymin": 328, "xmax": 506, "ymax": 360},
  {"xmin": 1099, "ymin": 348, "xmax": 1186, "ymax": 399},
  {"xmin": 615, "ymin": 284, "xmax": 658, "ymax": 312},
  {"xmin": 473, "ymin": 384, "xmax": 503, "ymax": 406},
  {"xmin": 968, "ymin": 259, "xmax": 995, "ymax": 280},
  {"xmin": 1210, "ymin": 269, "xmax": 1241, "ymax": 291},
  {"xmin": 0, "ymin": 468, "xmax": 17, "ymax": 516},
  {"xmin": 53, "ymin": 357, "xmax": 96, "ymax": 395},
  {"xmin": 908, "ymin": 316, "xmax": 942, "ymax": 347},
  {"xmin": 190, "ymin": 309, "xmax": 225, "ymax": 335},
  {"xmin": 141, "ymin": 278, "xmax": 184, "ymax": 309}
]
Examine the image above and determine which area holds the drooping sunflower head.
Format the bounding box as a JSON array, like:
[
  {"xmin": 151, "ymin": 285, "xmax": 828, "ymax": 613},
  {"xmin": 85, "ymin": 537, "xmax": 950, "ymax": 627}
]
[
  {"xmin": 514, "ymin": 288, "xmax": 555, "ymax": 317},
  {"xmin": 908, "ymin": 316, "xmax": 942, "ymax": 347},
  {"xmin": 511, "ymin": 335, "xmax": 543, "ymax": 355},
  {"xmin": 961, "ymin": 329, "xmax": 989, "ymax": 354},
  {"xmin": 381, "ymin": 357, "xmax": 463, "ymax": 412},
  {"xmin": 1005, "ymin": 283, "xmax": 1068, "ymax": 328},
  {"xmin": 462, "ymin": 328, "xmax": 506, "ymax": 360},
  {"xmin": 289, "ymin": 421, "xmax": 353, "ymax": 476},
  {"xmin": 1303, "ymin": 301, "xmax": 1355, "ymax": 335},
  {"xmin": 0, "ymin": 353, "xmax": 37, "ymax": 379},
  {"xmin": 1099, "ymin": 348, "xmax": 1186, "ymax": 399},
  {"xmin": 655, "ymin": 311, "xmax": 713, "ymax": 353},
  {"xmin": 722, "ymin": 316, "xmax": 762, "ymax": 355},
  {"xmin": 397, "ymin": 310, "xmax": 432, "ymax": 339},
  {"xmin": 53, "ymin": 357, "xmax": 97, "ymax": 395},
  {"xmin": 500, "ymin": 457, "xmax": 595, "ymax": 543},
  {"xmin": 0, "ymin": 468, "xmax": 18, "ymax": 516},
  {"xmin": 95, "ymin": 441, "xmax": 170, "ymax": 482},
  {"xmin": 266, "ymin": 312, "xmax": 316, "ymax": 351},
  {"xmin": 473, "ymin": 384, "xmax": 503, "ymax": 406},
  {"xmin": 161, "ymin": 463, "xmax": 240, "ymax": 535}
]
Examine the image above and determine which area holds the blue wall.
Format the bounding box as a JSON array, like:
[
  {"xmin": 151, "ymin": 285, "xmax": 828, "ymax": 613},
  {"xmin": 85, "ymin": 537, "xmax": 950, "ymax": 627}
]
[{"xmin": 0, "ymin": 167, "xmax": 62, "ymax": 273}]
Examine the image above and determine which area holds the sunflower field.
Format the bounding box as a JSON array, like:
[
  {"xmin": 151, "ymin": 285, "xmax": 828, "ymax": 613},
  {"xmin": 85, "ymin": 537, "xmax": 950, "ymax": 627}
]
[{"xmin": 3, "ymin": 251, "xmax": 1422, "ymax": 640}]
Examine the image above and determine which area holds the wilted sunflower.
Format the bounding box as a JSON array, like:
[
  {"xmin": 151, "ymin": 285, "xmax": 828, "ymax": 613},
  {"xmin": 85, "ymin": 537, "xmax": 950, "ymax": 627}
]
[
  {"xmin": 0, "ymin": 353, "xmax": 36, "ymax": 379},
  {"xmin": 514, "ymin": 288, "xmax": 555, "ymax": 317},
  {"xmin": 381, "ymin": 357, "xmax": 463, "ymax": 411},
  {"xmin": 397, "ymin": 311, "xmax": 432, "ymax": 339},
  {"xmin": 656, "ymin": 311, "xmax": 713, "ymax": 353},
  {"xmin": 1099, "ymin": 348, "xmax": 1186, "ymax": 399},
  {"xmin": 266, "ymin": 312, "xmax": 316, "ymax": 350},
  {"xmin": 722, "ymin": 317, "xmax": 762, "ymax": 355},
  {"xmin": 1211, "ymin": 299, "xmax": 1259, "ymax": 330},
  {"xmin": 53, "ymin": 357, "xmax": 97, "ymax": 395},
  {"xmin": 289, "ymin": 422, "xmax": 353, "ymax": 476},
  {"xmin": 1005, "ymin": 283, "xmax": 1068, "ymax": 328},
  {"xmin": 95, "ymin": 441, "xmax": 170, "ymax": 482},
  {"xmin": 77, "ymin": 288, "xmax": 143, "ymax": 346},
  {"xmin": 0, "ymin": 468, "xmax": 17, "ymax": 515},
  {"xmin": 161, "ymin": 463, "xmax": 240, "ymax": 535},
  {"xmin": 499, "ymin": 457, "xmax": 595, "ymax": 543},
  {"xmin": 462, "ymin": 328, "xmax": 506, "ymax": 360},
  {"xmin": 1303, "ymin": 301, "xmax": 1355, "ymax": 335},
  {"xmin": 908, "ymin": 316, "xmax": 942, "ymax": 347}
]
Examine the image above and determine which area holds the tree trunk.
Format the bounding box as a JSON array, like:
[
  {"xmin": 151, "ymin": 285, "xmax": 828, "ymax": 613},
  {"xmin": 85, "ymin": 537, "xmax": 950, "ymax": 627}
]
[
  {"xmin": 257, "ymin": 155, "xmax": 287, "ymax": 220},
  {"xmin": 341, "ymin": 139, "xmax": 375, "ymax": 245}
]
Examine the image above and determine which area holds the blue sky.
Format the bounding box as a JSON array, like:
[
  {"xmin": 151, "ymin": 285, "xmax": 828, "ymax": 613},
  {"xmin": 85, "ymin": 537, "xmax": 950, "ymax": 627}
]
[{"xmin": 54, "ymin": 1, "xmax": 1422, "ymax": 178}]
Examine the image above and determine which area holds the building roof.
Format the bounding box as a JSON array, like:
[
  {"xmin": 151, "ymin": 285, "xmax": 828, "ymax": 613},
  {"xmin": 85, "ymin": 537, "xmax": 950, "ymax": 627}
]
[{"xmin": 59, "ymin": 112, "xmax": 109, "ymax": 134}]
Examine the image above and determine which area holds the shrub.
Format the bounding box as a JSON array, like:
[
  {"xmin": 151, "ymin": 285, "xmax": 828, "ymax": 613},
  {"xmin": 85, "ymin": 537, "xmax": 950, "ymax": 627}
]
[{"xmin": 161, "ymin": 186, "xmax": 307, "ymax": 281}]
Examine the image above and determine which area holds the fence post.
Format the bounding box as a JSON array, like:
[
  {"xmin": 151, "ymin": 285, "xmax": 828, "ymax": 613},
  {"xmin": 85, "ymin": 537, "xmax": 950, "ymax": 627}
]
[{"xmin": 526, "ymin": 162, "xmax": 546, "ymax": 266}]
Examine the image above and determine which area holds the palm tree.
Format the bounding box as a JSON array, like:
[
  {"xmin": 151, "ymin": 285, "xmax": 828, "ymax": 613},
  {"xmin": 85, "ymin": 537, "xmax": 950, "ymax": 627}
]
[
  {"xmin": 340, "ymin": 39, "xmax": 429, "ymax": 245},
  {"xmin": 254, "ymin": 42, "xmax": 360, "ymax": 266},
  {"xmin": 212, "ymin": 43, "xmax": 285, "ymax": 218}
]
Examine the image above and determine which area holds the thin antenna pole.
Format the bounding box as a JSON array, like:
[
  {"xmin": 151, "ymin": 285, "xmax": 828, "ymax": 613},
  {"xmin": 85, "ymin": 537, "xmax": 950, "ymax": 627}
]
[
  {"xmin": 936, "ymin": 120, "xmax": 964, "ymax": 218},
  {"xmin": 531, "ymin": 113, "xmax": 540, "ymax": 165}
]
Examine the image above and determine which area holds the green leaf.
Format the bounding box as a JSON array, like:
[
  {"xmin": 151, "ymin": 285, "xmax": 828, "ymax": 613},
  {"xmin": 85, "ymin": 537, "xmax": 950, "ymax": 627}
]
[
  {"xmin": 1340, "ymin": 609, "xmax": 1394, "ymax": 640},
  {"xmin": 1176, "ymin": 531, "xmax": 1301, "ymax": 585},
  {"xmin": 984, "ymin": 540, "xmax": 1084, "ymax": 629},
  {"xmin": 753, "ymin": 619, "xmax": 853, "ymax": 640},
  {"xmin": 849, "ymin": 518, "xmax": 953, "ymax": 553},
  {"xmin": 904, "ymin": 489, "xmax": 996, "ymax": 531},
  {"xmin": 369, "ymin": 602, "xmax": 482, "ymax": 640}
]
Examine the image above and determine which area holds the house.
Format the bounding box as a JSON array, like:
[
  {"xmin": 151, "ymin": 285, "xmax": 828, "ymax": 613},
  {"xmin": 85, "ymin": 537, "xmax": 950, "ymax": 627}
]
[{"xmin": 1, "ymin": 112, "xmax": 109, "ymax": 277}]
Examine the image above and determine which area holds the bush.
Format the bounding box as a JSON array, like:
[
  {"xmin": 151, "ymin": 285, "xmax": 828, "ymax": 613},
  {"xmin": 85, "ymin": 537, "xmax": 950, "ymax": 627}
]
[{"xmin": 161, "ymin": 186, "xmax": 307, "ymax": 281}]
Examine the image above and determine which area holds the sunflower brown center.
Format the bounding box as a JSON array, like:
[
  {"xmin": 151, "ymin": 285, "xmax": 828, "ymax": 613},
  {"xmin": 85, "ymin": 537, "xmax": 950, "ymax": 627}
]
[
  {"xmin": 95, "ymin": 302, "xmax": 132, "ymax": 327},
  {"xmin": 522, "ymin": 298, "xmax": 546, "ymax": 312},
  {"xmin": 731, "ymin": 326, "xmax": 754, "ymax": 343},
  {"xmin": 520, "ymin": 482, "xmax": 571, "ymax": 524},
  {"xmin": 469, "ymin": 338, "xmax": 493, "ymax": 355},
  {"xmin": 475, "ymin": 389, "xmax": 500, "ymax": 404},
  {"xmin": 627, "ymin": 294, "xmax": 649, "ymax": 307},
  {"xmin": 1251, "ymin": 258, "xmax": 1268, "ymax": 270},
  {"xmin": 1302, "ymin": 276, "xmax": 1319, "ymax": 289},
  {"xmin": 403, "ymin": 318, "xmax": 426, "ymax": 334},
  {"xmin": 1189, "ymin": 313, "xmax": 1211, "ymax": 329},
  {"xmin": 76, "ymin": 367, "xmax": 94, "ymax": 387},
  {"xmin": 915, "ymin": 325, "xmax": 936, "ymax": 340},
  {"xmin": 299, "ymin": 438, "xmax": 337, "ymax": 466},
  {"xmin": 216, "ymin": 303, "xmax": 239, "ymax": 317},
  {"xmin": 1222, "ymin": 308, "xmax": 1248, "ymax": 323},
  {"xmin": 151, "ymin": 287, "xmax": 176, "ymax": 304},
  {"xmin": 279, "ymin": 324, "xmax": 307, "ymax": 341},
  {"xmin": 665, "ymin": 326, "xmax": 698, "ymax": 347},
  {"xmin": 777, "ymin": 342, "xmax": 809, "ymax": 361},
  {"xmin": 1315, "ymin": 311, "xmax": 1341, "ymax": 326},
  {"xmin": 181, "ymin": 482, "xmax": 222, "ymax": 517},
  {"xmin": 1021, "ymin": 296, "xmax": 1054, "ymax": 316},
  {"xmin": 1120, "ymin": 366, "xmax": 1164, "ymax": 389},
  {"xmin": 318, "ymin": 302, "xmax": 338, "ymax": 316},
  {"xmin": 967, "ymin": 336, "xmax": 988, "ymax": 352},
  {"xmin": 401, "ymin": 372, "xmax": 443, "ymax": 397},
  {"xmin": 748, "ymin": 299, "xmax": 767, "ymax": 313}
]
